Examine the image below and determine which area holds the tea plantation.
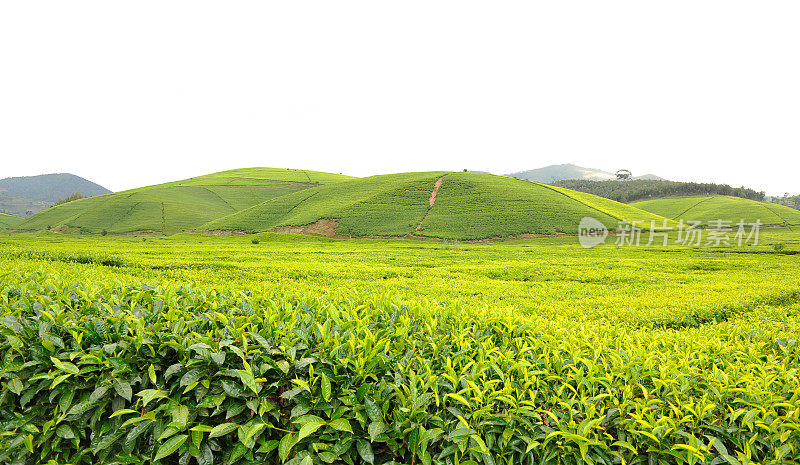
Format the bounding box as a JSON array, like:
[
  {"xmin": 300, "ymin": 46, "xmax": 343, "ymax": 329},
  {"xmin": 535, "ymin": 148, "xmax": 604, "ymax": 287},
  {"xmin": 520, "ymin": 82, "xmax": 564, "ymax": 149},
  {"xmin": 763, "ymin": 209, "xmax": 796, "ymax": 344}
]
[
  {"xmin": 203, "ymin": 172, "xmax": 670, "ymax": 239},
  {"xmin": 1, "ymin": 231, "xmax": 799, "ymax": 464},
  {"xmin": 0, "ymin": 213, "xmax": 22, "ymax": 230},
  {"xmin": 632, "ymin": 196, "xmax": 800, "ymax": 226}
]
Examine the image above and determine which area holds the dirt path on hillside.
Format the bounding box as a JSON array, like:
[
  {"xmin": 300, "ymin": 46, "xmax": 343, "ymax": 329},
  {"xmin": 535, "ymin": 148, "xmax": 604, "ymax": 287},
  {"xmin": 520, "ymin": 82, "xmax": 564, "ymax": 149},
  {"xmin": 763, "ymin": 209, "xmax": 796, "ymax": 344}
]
[
  {"xmin": 415, "ymin": 176, "xmax": 445, "ymax": 232},
  {"xmin": 428, "ymin": 177, "xmax": 443, "ymax": 207}
]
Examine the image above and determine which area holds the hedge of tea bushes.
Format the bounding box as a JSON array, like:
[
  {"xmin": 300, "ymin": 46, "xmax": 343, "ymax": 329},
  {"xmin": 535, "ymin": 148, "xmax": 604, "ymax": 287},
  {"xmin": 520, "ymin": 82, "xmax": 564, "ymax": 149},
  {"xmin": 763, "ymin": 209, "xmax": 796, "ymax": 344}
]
[{"xmin": 1, "ymin": 272, "xmax": 799, "ymax": 464}]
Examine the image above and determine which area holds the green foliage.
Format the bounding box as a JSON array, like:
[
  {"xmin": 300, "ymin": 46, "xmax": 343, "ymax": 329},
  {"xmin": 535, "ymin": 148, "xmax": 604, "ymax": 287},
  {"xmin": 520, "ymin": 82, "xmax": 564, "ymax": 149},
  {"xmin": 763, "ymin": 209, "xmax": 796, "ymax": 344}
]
[
  {"xmin": 1, "ymin": 264, "xmax": 800, "ymax": 463},
  {"xmin": 555, "ymin": 179, "xmax": 766, "ymax": 203},
  {"xmin": 632, "ymin": 196, "xmax": 800, "ymax": 226},
  {"xmin": 5, "ymin": 249, "xmax": 129, "ymax": 267},
  {"xmin": 54, "ymin": 192, "xmax": 86, "ymax": 207},
  {"xmin": 1, "ymin": 232, "xmax": 800, "ymax": 463},
  {"xmin": 0, "ymin": 212, "xmax": 23, "ymax": 230}
]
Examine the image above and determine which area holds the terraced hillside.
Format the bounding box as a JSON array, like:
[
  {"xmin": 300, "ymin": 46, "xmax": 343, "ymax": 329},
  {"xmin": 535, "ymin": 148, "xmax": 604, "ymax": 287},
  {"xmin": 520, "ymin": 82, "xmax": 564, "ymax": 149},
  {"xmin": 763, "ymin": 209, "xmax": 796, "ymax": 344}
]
[
  {"xmin": 0, "ymin": 212, "xmax": 22, "ymax": 230},
  {"xmin": 204, "ymin": 171, "xmax": 671, "ymax": 239},
  {"xmin": 417, "ymin": 173, "xmax": 670, "ymax": 239},
  {"xmin": 632, "ymin": 195, "xmax": 800, "ymax": 226},
  {"xmin": 202, "ymin": 172, "xmax": 446, "ymax": 236},
  {"xmin": 15, "ymin": 168, "xmax": 352, "ymax": 235}
]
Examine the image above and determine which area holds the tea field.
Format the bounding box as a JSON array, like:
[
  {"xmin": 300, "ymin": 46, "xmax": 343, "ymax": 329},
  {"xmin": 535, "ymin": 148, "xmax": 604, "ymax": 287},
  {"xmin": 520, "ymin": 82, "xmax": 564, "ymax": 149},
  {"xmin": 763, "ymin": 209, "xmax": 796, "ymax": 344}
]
[
  {"xmin": 0, "ymin": 213, "xmax": 22, "ymax": 230},
  {"xmin": 1, "ymin": 231, "xmax": 799, "ymax": 464},
  {"xmin": 203, "ymin": 172, "xmax": 670, "ymax": 239},
  {"xmin": 631, "ymin": 196, "xmax": 800, "ymax": 227}
]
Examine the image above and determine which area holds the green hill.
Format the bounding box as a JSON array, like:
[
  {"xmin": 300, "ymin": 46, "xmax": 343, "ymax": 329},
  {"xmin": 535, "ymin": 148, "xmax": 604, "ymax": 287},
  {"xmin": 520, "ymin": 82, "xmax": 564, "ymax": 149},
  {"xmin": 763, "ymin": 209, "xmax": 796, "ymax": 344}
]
[
  {"xmin": 15, "ymin": 168, "xmax": 353, "ymax": 235},
  {"xmin": 204, "ymin": 171, "xmax": 671, "ymax": 239},
  {"xmin": 0, "ymin": 213, "xmax": 22, "ymax": 230},
  {"xmin": 631, "ymin": 196, "xmax": 800, "ymax": 226},
  {"xmin": 202, "ymin": 172, "xmax": 444, "ymax": 236}
]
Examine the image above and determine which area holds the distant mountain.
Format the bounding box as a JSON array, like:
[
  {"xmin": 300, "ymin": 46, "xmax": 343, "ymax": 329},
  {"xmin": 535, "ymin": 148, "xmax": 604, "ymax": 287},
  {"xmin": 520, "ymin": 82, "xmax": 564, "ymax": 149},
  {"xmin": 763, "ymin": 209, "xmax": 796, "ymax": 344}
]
[
  {"xmin": 634, "ymin": 173, "xmax": 667, "ymax": 181},
  {"xmin": 0, "ymin": 173, "xmax": 111, "ymax": 217},
  {"xmin": 507, "ymin": 164, "xmax": 665, "ymax": 183},
  {"xmin": 507, "ymin": 164, "xmax": 615, "ymax": 183}
]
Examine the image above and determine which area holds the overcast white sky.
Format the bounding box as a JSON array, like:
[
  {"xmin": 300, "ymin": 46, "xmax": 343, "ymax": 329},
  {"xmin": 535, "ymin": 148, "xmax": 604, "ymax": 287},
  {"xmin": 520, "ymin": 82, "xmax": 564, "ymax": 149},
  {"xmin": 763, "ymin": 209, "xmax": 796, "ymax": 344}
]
[{"xmin": 1, "ymin": 2, "xmax": 798, "ymax": 195}]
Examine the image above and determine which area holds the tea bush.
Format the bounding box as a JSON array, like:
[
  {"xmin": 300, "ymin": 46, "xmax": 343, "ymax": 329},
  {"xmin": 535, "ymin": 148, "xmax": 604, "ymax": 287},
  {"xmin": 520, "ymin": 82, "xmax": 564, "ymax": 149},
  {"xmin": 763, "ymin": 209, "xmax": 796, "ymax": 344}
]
[{"xmin": 2, "ymin": 271, "xmax": 800, "ymax": 464}]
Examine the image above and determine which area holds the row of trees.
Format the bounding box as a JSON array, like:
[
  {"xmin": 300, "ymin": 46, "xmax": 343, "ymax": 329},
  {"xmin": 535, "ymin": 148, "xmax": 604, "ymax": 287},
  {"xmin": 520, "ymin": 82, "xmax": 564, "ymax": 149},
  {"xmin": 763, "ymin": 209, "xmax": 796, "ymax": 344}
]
[
  {"xmin": 52, "ymin": 192, "xmax": 85, "ymax": 207},
  {"xmin": 553, "ymin": 179, "xmax": 766, "ymax": 203}
]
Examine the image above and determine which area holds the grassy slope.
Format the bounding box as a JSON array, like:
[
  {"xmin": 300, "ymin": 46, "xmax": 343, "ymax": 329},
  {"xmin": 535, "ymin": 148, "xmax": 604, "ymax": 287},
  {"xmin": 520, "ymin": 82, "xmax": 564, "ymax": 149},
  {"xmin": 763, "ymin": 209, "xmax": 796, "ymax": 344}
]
[
  {"xmin": 632, "ymin": 196, "xmax": 800, "ymax": 226},
  {"xmin": 545, "ymin": 184, "xmax": 675, "ymax": 225},
  {"xmin": 16, "ymin": 168, "xmax": 353, "ymax": 235},
  {"xmin": 418, "ymin": 173, "xmax": 672, "ymax": 239},
  {"xmin": 0, "ymin": 212, "xmax": 22, "ymax": 229},
  {"xmin": 206, "ymin": 172, "xmax": 671, "ymax": 239},
  {"xmin": 203, "ymin": 172, "xmax": 445, "ymax": 235}
]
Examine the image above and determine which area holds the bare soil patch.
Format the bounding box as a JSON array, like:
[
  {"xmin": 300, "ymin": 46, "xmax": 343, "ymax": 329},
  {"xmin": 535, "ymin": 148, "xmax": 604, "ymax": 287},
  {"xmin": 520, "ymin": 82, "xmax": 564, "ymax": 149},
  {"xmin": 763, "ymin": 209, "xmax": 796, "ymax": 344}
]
[{"xmin": 272, "ymin": 219, "xmax": 338, "ymax": 237}]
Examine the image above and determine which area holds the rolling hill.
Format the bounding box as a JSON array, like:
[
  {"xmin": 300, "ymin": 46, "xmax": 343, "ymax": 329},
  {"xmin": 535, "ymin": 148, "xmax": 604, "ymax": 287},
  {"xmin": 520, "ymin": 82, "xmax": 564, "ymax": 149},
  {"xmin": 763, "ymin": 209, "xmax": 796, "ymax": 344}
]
[
  {"xmin": 631, "ymin": 196, "xmax": 800, "ymax": 226},
  {"xmin": 0, "ymin": 213, "xmax": 22, "ymax": 230},
  {"xmin": 0, "ymin": 173, "xmax": 111, "ymax": 217},
  {"xmin": 15, "ymin": 168, "xmax": 353, "ymax": 235},
  {"xmin": 203, "ymin": 171, "xmax": 671, "ymax": 240},
  {"xmin": 507, "ymin": 164, "xmax": 664, "ymax": 183}
]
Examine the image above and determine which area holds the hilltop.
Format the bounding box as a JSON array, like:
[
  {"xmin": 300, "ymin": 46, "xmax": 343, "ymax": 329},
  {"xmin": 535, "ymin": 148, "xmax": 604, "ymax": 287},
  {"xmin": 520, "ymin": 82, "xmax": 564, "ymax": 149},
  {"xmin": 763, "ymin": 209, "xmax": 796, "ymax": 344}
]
[
  {"xmin": 0, "ymin": 173, "xmax": 111, "ymax": 217},
  {"xmin": 15, "ymin": 168, "xmax": 353, "ymax": 235},
  {"xmin": 507, "ymin": 163, "xmax": 664, "ymax": 183},
  {"xmin": 203, "ymin": 171, "xmax": 670, "ymax": 240},
  {"xmin": 631, "ymin": 195, "xmax": 800, "ymax": 226}
]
